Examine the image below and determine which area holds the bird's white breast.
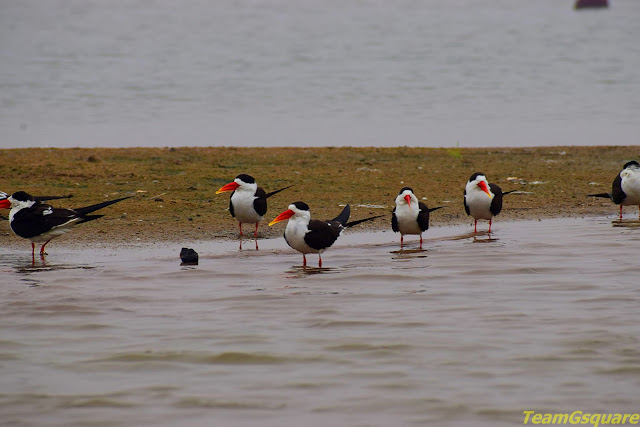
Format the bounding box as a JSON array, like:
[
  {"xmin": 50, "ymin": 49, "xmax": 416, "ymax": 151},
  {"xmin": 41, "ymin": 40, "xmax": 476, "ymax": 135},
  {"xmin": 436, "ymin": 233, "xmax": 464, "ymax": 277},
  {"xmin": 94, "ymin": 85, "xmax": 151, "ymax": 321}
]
[
  {"xmin": 395, "ymin": 204, "xmax": 422, "ymax": 235},
  {"xmin": 621, "ymin": 169, "xmax": 640, "ymax": 205},
  {"xmin": 284, "ymin": 217, "xmax": 318, "ymax": 254},
  {"xmin": 465, "ymin": 189, "xmax": 494, "ymax": 220},
  {"xmin": 230, "ymin": 190, "xmax": 263, "ymax": 223}
]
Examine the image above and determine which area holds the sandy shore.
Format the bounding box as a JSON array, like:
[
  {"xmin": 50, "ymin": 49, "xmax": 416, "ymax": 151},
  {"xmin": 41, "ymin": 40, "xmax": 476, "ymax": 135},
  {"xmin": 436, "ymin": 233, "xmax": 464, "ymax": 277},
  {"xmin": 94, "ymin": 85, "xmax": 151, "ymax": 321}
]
[{"xmin": 1, "ymin": 146, "xmax": 638, "ymax": 247}]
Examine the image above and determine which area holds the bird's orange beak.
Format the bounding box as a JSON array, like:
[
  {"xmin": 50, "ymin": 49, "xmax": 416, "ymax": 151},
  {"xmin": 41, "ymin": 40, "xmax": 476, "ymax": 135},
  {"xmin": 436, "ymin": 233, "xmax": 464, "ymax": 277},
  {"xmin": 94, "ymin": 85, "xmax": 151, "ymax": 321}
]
[
  {"xmin": 478, "ymin": 181, "xmax": 492, "ymax": 198},
  {"xmin": 0, "ymin": 199, "xmax": 11, "ymax": 209},
  {"xmin": 269, "ymin": 209, "xmax": 294, "ymax": 226},
  {"xmin": 404, "ymin": 194, "xmax": 412, "ymax": 206},
  {"xmin": 215, "ymin": 182, "xmax": 240, "ymax": 194}
]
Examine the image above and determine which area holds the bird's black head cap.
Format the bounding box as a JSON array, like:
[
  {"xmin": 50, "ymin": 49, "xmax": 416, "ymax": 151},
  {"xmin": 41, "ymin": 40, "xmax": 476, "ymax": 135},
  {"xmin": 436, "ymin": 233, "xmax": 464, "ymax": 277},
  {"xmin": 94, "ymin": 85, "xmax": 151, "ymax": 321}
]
[
  {"xmin": 399, "ymin": 187, "xmax": 414, "ymax": 195},
  {"xmin": 623, "ymin": 161, "xmax": 639, "ymax": 169},
  {"xmin": 235, "ymin": 174, "xmax": 255, "ymax": 184},
  {"xmin": 11, "ymin": 191, "xmax": 35, "ymax": 202},
  {"xmin": 292, "ymin": 201, "xmax": 309, "ymax": 211},
  {"xmin": 469, "ymin": 172, "xmax": 486, "ymax": 181}
]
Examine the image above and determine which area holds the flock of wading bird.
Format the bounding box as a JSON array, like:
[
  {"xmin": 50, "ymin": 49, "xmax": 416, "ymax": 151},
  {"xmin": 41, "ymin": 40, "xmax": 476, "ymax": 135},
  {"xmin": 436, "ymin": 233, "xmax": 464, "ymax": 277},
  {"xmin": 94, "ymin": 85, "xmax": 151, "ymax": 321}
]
[{"xmin": 1, "ymin": 161, "xmax": 639, "ymax": 266}]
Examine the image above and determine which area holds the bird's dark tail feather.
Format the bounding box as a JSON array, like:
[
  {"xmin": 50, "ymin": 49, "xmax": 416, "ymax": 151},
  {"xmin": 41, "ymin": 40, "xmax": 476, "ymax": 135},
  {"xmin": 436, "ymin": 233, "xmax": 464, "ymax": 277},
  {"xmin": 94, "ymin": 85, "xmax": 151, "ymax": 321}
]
[
  {"xmin": 265, "ymin": 185, "xmax": 294, "ymax": 198},
  {"xmin": 333, "ymin": 204, "xmax": 351, "ymax": 226},
  {"xmin": 587, "ymin": 193, "xmax": 611, "ymax": 199},
  {"xmin": 34, "ymin": 194, "xmax": 73, "ymax": 202},
  {"xmin": 427, "ymin": 206, "xmax": 446, "ymax": 213},
  {"xmin": 345, "ymin": 214, "xmax": 384, "ymax": 228},
  {"xmin": 74, "ymin": 196, "xmax": 132, "ymax": 216},
  {"xmin": 77, "ymin": 214, "xmax": 105, "ymax": 224}
]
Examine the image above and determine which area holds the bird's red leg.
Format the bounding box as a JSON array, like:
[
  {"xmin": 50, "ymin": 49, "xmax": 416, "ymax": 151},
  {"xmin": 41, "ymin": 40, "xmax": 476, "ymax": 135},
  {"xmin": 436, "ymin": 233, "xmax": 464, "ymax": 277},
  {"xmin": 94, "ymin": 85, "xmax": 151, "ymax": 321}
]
[
  {"xmin": 474, "ymin": 220, "xmax": 478, "ymax": 233},
  {"xmin": 238, "ymin": 222, "xmax": 245, "ymax": 236},
  {"xmin": 253, "ymin": 223, "xmax": 259, "ymax": 238},
  {"xmin": 318, "ymin": 254, "xmax": 322, "ymax": 268},
  {"xmin": 400, "ymin": 235, "xmax": 404, "ymax": 248},
  {"xmin": 419, "ymin": 234, "xmax": 423, "ymax": 250},
  {"xmin": 302, "ymin": 254, "xmax": 307, "ymax": 267},
  {"xmin": 619, "ymin": 205, "xmax": 623, "ymax": 220},
  {"xmin": 40, "ymin": 239, "xmax": 52, "ymax": 256},
  {"xmin": 488, "ymin": 219, "xmax": 492, "ymax": 233}
]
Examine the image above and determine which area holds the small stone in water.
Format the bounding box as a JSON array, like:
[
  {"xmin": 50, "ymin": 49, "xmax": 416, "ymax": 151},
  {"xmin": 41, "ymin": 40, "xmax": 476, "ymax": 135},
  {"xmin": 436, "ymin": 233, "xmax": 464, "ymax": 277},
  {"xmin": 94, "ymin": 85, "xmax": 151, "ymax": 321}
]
[{"xmin": 180, "ymin": 248, "xmax": 199, "ymax": 265}]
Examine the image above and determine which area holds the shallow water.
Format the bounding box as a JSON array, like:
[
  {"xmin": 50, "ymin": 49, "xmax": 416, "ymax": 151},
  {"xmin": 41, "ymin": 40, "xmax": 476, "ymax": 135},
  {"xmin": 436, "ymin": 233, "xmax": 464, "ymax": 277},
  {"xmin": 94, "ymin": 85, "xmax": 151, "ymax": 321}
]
[{"xmin": 1, "ymin": 217, "xmax": 640, "ymax": 426}]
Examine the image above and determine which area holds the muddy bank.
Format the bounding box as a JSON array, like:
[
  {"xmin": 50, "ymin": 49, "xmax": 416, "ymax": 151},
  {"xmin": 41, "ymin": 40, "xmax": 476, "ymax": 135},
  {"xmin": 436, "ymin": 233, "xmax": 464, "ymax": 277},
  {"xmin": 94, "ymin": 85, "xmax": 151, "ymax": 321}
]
[{"xmin": 0, "ymin": 145, "xmax": 637, "ymax": 246}]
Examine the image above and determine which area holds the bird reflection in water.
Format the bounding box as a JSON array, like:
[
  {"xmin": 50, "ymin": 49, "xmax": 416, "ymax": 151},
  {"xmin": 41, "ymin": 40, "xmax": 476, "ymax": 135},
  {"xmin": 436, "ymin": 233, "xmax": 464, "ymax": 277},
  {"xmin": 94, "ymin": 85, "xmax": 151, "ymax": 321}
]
[
  {"xmin": 611, "ymin": 219, "xmax": 640, "ymax": 228},
  {"xmin": 13, "ymin": 257, "xmax": 96, "ymax": 280},
  {"xmin": 390, "ymin": 248, "xmax": 427, "ymax": 255},
  {"xmin": 284, "ymin": 264, "xmax": 337, "ymax": 279},
  {"xmin": 238, "ymin": 235, "xmax": 259, "ymax": 251},
  {"xmin": 472, "ymin": 233, "xmax": 499, "ymax": 243}
]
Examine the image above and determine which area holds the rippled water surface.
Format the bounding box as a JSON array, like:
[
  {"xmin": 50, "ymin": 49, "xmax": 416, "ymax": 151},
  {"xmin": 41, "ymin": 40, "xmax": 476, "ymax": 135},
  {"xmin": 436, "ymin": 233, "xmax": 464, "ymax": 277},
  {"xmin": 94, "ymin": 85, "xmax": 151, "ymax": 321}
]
[{"xmin": 1, "ymin": 217, "xmax": 640, "ymax": 426}]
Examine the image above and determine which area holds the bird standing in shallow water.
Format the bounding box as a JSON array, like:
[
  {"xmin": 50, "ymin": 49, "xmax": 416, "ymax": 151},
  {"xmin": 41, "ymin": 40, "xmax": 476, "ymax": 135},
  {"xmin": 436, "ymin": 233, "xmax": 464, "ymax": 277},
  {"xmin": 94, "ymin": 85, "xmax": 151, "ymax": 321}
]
[
  {"xmin": 464, "ymin": 173, "xmax": 514, "ymax": 233},
  {"xmin": 0, "ymin": 191, "xmax": 130, "ymax": 258},
  {"xmin": 588, "ymin": 161, "xmax": 640, "ymax": 220},
  {"xmin": 391, "ymin": 187, "xmax": 444, "ymax": 249},
  {"xmin": 269, "ymin": 202, "xmax": 382, "ymax": 267},
  {"xmin": 216, "ymin": 174, "xmax": 292, "ymax": 238}
]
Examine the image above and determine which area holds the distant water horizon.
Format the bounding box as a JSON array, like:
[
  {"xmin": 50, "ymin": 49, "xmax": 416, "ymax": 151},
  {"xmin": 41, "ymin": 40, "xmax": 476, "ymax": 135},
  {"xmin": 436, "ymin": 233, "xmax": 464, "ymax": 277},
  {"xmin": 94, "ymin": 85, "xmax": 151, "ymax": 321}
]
[{"xmin": 1, "ymin": 0, "xmax": 639, "ymax": 149}]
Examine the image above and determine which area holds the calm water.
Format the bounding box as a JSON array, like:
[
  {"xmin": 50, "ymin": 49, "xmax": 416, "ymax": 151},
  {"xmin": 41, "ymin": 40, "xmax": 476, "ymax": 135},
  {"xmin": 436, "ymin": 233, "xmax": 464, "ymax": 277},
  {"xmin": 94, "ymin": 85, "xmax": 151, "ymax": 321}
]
[
  {"xmin": 1, "ymin": 217, "xmax": 639, "ymax": 426},
  {"xmin": 1, "ymin": 0, "xmax": 639, "ymax": 149}
]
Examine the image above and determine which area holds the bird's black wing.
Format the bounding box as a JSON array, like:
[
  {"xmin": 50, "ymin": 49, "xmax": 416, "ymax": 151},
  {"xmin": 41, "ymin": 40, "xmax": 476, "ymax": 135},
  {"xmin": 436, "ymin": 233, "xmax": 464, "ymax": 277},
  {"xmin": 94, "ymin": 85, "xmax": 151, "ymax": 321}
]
[
  {"xmin": 587, "ymin": 192, "xmax": 611, "ymax": 199},
  {"xmin": 391, "ymin": 207, "xmax": 399, "ymax": 232},
  {"xmin": 488, "ymin": 183, "xmax": 504, "ymax": 216},
  {"xmin": 11, "ymin": 204, "xmax": 79, "ymax": 239},
  {"xmin": 417, "ymin": 202, "xmax": 431, "ymax": 232},
  {"xmin": 345, "ymin": 215, "xmax": 383, "ymax": 228},
  {"xmin": 253, "ymin": 187, "xmax": 268, "ymax": 217},
  {"xmin": 332, "ymin": 205, "xmax": 350, "ymax": 226},
  {"xmin": 229, "ymin": 192, "xmax": 235, "ymax": 218},
  {"xmin": 73, "ymin": 196, "xmax": 131, "ymax": 216},
  {"xmin": 264, "ymin": 185, "xmax": 294, "ymax": 199},
  {"xmin": 463, "ymin": 188, "xmax": 470, "ymax": 216},
  {"xmin": 611, "ymin": 173, "xmax": 626, "ymax": 205},
  {"xmin": 304, "ymin": 219, "xmax": 343, "ymax": 251}
]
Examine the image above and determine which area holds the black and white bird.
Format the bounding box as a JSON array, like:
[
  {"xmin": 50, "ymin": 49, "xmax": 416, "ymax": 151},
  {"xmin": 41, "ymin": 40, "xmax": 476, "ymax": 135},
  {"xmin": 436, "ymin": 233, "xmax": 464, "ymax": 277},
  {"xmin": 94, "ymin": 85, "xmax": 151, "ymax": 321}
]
[
  {"xmin": 269, "ymin": 202, "xmax": 382, "ymax": 267},
  {"xmin": 216, "ymin": 174, "xmax": 292, "ymax": 237},
  {"xmin": 588, "ymin": 161, "xmax": 640, "ymax": 220},
  {"xmin": 0, "ymin": 191, "xmax": 130, "ymax": 257},
  {"xmin": 464, "ymin": 173, "xmax": 514, "ymax": 233},
  {"xmin": 391, "ymin": 187, "xmax": 444, "ymax": 249}
]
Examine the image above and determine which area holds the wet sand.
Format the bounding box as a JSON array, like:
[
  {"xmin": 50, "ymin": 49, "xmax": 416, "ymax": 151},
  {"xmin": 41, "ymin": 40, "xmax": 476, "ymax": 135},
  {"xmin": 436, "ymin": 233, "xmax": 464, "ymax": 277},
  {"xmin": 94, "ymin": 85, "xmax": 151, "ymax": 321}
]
[{"xmin": 0, "ymin": 145, "xmax": 638, "ymax": 246}]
